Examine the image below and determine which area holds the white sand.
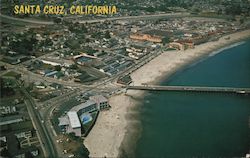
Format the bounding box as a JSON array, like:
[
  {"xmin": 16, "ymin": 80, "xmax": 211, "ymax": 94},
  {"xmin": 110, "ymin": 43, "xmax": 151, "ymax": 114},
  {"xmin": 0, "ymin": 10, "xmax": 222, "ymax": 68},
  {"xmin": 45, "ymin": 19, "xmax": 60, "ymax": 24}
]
[{"xmin": 84, "ymin": 29, "xmax": 250, "ymax": 158}]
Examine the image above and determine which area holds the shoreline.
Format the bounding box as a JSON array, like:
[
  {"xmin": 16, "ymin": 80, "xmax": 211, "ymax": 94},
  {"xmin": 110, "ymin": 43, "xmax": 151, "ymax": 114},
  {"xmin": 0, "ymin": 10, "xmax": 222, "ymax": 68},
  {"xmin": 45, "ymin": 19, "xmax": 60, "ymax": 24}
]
[
  {"xmin": 160, "ymin": 40, "xmax": 247, "ymax": 84},
  {"xmin": 84, "ymin": 29, "xmax": 250, "ymax": 158}
]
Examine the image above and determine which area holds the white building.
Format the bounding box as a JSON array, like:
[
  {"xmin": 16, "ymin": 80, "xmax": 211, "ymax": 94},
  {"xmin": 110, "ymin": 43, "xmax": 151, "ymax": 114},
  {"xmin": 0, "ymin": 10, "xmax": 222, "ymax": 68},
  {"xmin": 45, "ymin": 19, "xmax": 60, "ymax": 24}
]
[
  {"xmin": 41, "ymin": 59, "xmax": 61, "ymax": 66},
  {"xmin": 58, "ymin": 95, "xmax": 109, "ymax": 137},
  {"xmin": 67, "ymin": 111, "xmax": 81, "ymax": 136},
  {"xmin": 41, "ymin": 59, "xmax": 73, "ymax": 67},
  {"xmin": 58, "ymin": 112, "xmax": 81, "ymax": 137},
  {"xmin": 89, "ymin": 95, "xmax": 109, "ymax": 110}
]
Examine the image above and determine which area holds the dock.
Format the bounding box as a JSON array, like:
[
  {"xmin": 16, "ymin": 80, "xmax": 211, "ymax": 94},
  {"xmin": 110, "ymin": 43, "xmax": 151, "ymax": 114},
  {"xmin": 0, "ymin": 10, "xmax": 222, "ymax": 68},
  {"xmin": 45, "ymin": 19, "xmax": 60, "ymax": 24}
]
[{"xmin": 124, "ymin": 85, "xmax": 250, "ymax": 94}]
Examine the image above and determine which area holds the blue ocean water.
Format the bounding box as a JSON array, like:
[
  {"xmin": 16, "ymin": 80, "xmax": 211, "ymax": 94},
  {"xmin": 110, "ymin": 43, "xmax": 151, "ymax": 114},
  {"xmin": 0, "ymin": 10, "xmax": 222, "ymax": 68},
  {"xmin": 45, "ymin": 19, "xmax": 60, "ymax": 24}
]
[{"xmin": 134, "ymin": 39, "xmax": 250, "ymax": 158}]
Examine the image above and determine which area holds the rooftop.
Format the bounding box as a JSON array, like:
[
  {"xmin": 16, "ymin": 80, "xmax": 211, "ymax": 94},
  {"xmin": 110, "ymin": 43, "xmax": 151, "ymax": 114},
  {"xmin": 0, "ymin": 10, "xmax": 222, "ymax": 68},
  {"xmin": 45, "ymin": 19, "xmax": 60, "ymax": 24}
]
[
  {"xmin": 58, "ymin": 116, "xmax": 69, "ymax": 126},
  {"xmin": 89, "ymin": 95, "xmax": 108, "ymax": 103},
  {"xmin": 0, "ymin": 115, "xmax": 23, "ymax": 126},
  {"xmin": 67, "ymin": 111, "xmax": 81, "ymax": 129},
  {"xmin": 70, "ymin": 100, "xmax": 96, "ymax": 112}
]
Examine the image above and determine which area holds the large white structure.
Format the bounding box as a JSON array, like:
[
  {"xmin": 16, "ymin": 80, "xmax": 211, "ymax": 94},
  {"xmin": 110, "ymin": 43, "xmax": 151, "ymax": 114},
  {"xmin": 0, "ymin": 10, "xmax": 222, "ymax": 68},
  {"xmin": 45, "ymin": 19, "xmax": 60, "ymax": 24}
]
[
  {"xmin": 58, "ymin": 95, "xmax": 109, "ymax": 137},
  {"xmin": 59, "ymin": 112, "xmax": 81, "ymax": 136},
  {"xmin": 67, "ymin": 111, "xmax": 81, "ymax": 129},
  {"xmin": 40, "ymin": 59, "xmax": 74, "ymax": 67},
  {"xmin": 41, "ymin": 59, "xmax": 61, "ymax": 66}
]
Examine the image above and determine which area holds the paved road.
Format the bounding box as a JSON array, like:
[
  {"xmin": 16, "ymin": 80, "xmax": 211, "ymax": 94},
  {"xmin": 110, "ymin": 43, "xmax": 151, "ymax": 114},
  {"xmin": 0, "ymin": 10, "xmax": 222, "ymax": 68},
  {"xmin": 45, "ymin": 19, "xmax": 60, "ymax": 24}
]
[
  {"xmin": 0, "ymin": 41, "xmax": 163, "ymax": 158},
  {"xmin": 0, "ymin": 13, "xmax": 54, "ymax": 25},
  {"xmin": 1, "ymin": 64, "xmax": 93, "ymax": 88},
  {"xmin": 16, "ymin": 80, "xmax": 58, "ymax": 157},
  {"xmin": 1, "ymin": 12, "xmax": 189, "ymax": 25},
  {"xmin": 76, "ymin": 12, "xmax": 190, "ymax": 23},
  {"xmin": 0, "ymin": 12, "xmax": 186, "ymax": 157}
]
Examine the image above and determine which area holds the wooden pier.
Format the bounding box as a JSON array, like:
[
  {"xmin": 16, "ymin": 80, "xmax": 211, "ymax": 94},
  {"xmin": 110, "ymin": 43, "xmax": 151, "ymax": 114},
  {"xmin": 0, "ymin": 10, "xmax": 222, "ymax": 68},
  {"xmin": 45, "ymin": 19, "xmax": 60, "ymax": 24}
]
[{"xmin": 124, "ymin": 85, "xmax": 250, "ymax": 94}]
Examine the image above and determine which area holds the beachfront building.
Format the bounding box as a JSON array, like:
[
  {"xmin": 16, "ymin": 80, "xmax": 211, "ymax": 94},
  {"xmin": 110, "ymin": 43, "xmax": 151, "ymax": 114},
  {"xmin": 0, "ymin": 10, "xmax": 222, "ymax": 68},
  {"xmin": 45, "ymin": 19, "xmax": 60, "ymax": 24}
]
[
  {"xmin": 58, "ymin": 111, "xmax": 81, "ymax": 136},
  {"xmin": 58, "ymin": 101, "xmax": 97, "ymax": 136},
  {"xmin": 66, "ymin": 111, "xmax": 81, "ymax": 136},
  {"xmin": 72, "ymin": 100, "xmax": 98, "ymax": 114},
  {"xmin": 169, "ymin": 41, "xmax": 194, "ymax": 50},
  {"xmin": 58, "ymin": 95, "xmax": 109, "ymax": 136},
  {"xmin": 130, "ymin": 33, "xmax": 162, "ymax": 43},
  {"xmin": 177, "ymin": 40, "xmax": 195, "ymax": 49},
  {"xmin": 169, "ymin": 42, "xmax": 185, "ymax": 50},
  {"xmin": 89, "ymin": 95, "xmax": 110, "ymax": 110},
  {"xmin": 185, "ymin": 42, "xmax": 195, "ymax": 49}
]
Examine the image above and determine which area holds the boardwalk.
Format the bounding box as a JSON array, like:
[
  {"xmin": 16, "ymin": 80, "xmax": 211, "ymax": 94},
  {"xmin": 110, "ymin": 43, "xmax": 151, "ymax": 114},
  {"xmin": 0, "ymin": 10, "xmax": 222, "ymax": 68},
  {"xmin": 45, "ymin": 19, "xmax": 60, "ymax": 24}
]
[{"xmin": 124, "ymin": 85, "xmax": 250, "ymax": 94}]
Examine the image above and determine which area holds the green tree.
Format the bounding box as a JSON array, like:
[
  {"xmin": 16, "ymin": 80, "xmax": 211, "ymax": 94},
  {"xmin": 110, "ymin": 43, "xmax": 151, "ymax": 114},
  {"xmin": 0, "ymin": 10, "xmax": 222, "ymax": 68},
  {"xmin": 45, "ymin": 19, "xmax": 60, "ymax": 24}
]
[
  {"xmin": 70, "ymin": 64, "xmax": 78, "ymax": 70},
  {"xmin": 54, "ymin": 65, "xmax": 62, "ymax": 71},
  {"xmin": 162, "ymin": 36, "xmax": 170, "ymax": 45},
  {"xmin": 44, "ymin": 38, "xmax": 53, "ymax": 46},
  {"xmin": 240, "ymin": 18, "xmax": 244, "ymax": 24},
  {"xmin": 104, "ymin": 31, "xmax": 111, "ymax": 39},
  {"xmin": 54, "ymin": 17, "xmax": 62, "ymax": 24},
  {"xmin": 74, "ymin": 146, "xmax": 89, "ymax": 158},
  {"xmin": 81, "ymin": 24, "xmax": 88, "ymax": 33}
]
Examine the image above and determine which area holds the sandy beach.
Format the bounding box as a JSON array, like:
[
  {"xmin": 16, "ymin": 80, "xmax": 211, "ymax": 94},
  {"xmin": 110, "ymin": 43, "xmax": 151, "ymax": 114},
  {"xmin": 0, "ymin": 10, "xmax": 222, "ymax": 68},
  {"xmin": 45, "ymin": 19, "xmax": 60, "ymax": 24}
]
[{"xmin": 84, "ymin": 29, "xmax": 250, "ymax": 158}]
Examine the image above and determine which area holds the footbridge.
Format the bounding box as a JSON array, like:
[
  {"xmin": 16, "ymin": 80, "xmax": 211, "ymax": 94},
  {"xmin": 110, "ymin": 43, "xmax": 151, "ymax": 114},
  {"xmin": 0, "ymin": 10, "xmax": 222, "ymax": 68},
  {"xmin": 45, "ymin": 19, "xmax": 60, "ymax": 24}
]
[{"xmin": 123, "ymin": 85, "xmax": 250, "ymax": 94}]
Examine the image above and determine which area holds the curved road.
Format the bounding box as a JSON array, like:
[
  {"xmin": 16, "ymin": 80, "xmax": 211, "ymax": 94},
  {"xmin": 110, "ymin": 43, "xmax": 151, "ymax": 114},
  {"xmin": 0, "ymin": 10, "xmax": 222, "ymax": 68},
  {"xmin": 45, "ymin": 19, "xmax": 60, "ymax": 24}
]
[
  {"xmin": 1, "ymin": 12, "xmax": 190, "ymax": 25},
  {"xmin": 77, "ymin": 12, "xmax": 190, "ymax": 23},
  {"xmin": 0, "ymin": 13, "xmax": 54, "ymax": 25}
]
